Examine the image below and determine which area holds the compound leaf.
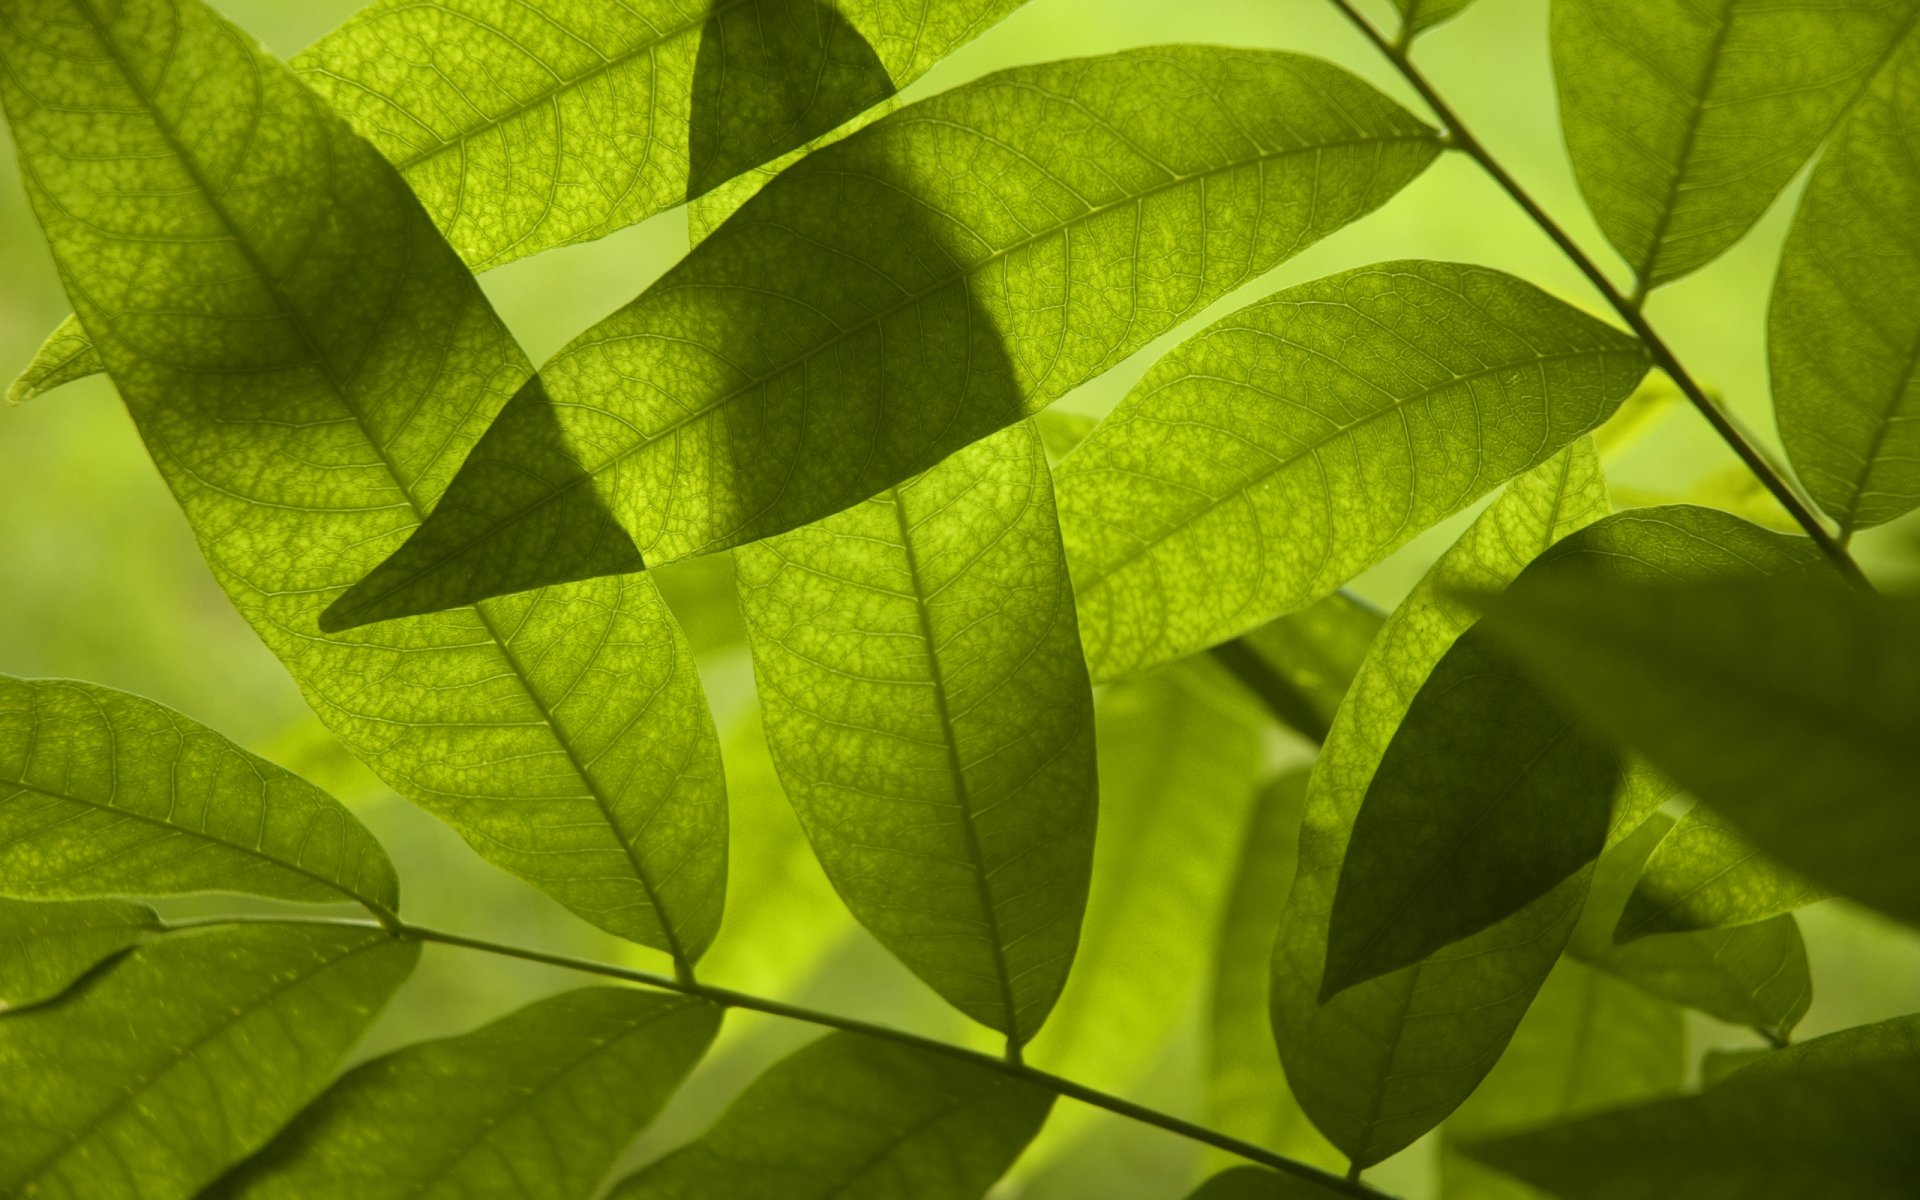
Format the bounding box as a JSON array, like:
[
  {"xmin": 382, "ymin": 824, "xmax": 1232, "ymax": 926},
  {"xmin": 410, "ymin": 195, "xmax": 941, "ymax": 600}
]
[
  {"xmin": 1616, "ymin": 805, "xmax": 1831, "ymax": 939},
  {"xmin": 0, "ymin": 896, "xmax": 157, "ymax": 1013}
]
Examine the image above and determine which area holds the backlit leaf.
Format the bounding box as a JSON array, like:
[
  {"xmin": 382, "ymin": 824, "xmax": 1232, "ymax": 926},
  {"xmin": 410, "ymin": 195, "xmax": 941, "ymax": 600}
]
[
  {"xmin": 1211, "ymin": 593, "xmax": 1384, "ymax": 744},
  {"xmin": 1057, "ymin": 261, "xmax": 1647, "ymax": 681},
  {"xmin": 0, "ymin": 896, "xmax": 157, "ymax": 1012},
  {"xmin": 1616, "ymin": 805, "xmax": 1831, "ymax": 939},
  {"xmin": 5, "ymin": 313, "xmax": 97, "ymax": 405},
  {"xmin": 1394, "ymin": 0, "xmax": 1482, "ymax": 38},
  {"xmin": 736, "ymin": 422, "xmax": 1096, "ymax": 1044},
  {"xmin": 324, "ymin": 47, "xmax": 1442, "ymax": 628}
]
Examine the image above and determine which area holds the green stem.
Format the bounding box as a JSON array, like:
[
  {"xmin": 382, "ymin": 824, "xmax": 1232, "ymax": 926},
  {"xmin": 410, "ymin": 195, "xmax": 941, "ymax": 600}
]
[{"xmin": 1326, "ymin": 0, "xmax": 1870, "ymax": 590}]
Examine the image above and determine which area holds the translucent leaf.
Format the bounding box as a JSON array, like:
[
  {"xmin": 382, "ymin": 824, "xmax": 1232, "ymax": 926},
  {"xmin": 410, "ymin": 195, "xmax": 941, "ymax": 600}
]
[
  {"xmin": 1, "ymin": 675, "xmax": 398, "ymax": 915},
  {"xmin": 0, "ymin": 924, "xmax": 417, "ymax": 1200},
  {"xmin": 608, "ymin": 1032, "xmax": 1053, "ymax": 1200},
  {"xmin": 1269, "ymin": 439, "xmax": 1612, "ymax": 1168},
  {"xmin": 690, "ymin": 97, "xmax": 899, "ymax": 246},
  {"xmin": 1394, "ymin": 0, "xmax": 1481, "ymax": 38},
  {"xmin": 1552, "ymin": 0, "xmax": 1916, "ymax": 289},
  {"xmin": 1616, "ymin": 805, "xmax": 1831, "ymax": 939},
  {"xmin": 1473, "ymin": 575, "xmax": 1920, "ymax": 931},
  {"xmin": 217, "ymin": 989, "xmax": 720, "ymax": 1199},
  {"xmin": 0, "ymin": 896, "xmax": 157, "ymax": 1013},
  {"xmin": 735, "ymin": 422, "xmax": 1097, "ymax": 1045},
  {"xmin": 1186, "ymin": 1165, "xmax": 1354, "ymax": 1199},
  {"xmin": 1773, "ymin": 32, "xmax": 1920, "ymax": 531},
  {"xmin": 1461, "ymin": 1016, "xmax": 1920, "ymax": 1199},
  {"xmin": 5, "ymin": 314, "xmax": 98, "ymax": 405},
  {"xmin": 1212, "ymin": 593, "xmax": 1385, "ymax": 744},
  {"xmin": 0, "ymin": 0, "xmax": 727, "ymax": 961},
  {"xmin": 324, "ymin": 47, "xmax": 1443, "ymax": 628},
  {"xmin": 1057, "ymin": 261, "xmax": 1648, "ymax": 681}
]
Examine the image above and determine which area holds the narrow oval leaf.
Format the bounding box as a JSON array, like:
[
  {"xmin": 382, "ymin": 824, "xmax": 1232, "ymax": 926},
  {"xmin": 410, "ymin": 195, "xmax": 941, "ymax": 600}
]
[
  {"xmin": 1, "ymin": 676, "xmax": 398, "ymax": 915},
  {"xmin": 0, "ymin": 896, "xmax": 157, "ymax": 1012},
  {"xmin": 5, "ymin": 313, "xmax": 98, "ymax": 405},
  {"xmin": 0, "ymin": 0, "xmax": 727, "ymax": 961},
  {"xmin": 1394, "ymin": 0, "xmax": 1482, "ymax": 38},
  {"xmin": 1773, "ymin": 33, "xmax": 1920, "ymax": 531},
  {"xmin": 1270, "ymin": 439, "xmax": 1613, "ymax": 1168},
  {"xmin": 1057, "ymin": 261, "xmax": 1648, "ymax": 681},
  {"xmin": 323, "ymin": 47, "xmax": 1442, "ymax": 628},
  {"xmin": 0, "ymin": 924, "xmax": 417, "ymax": 1200},
  {"xmin": 218, "ymin": 988, "xmax": 721, "ymax": 1200},
  {"xmin": 608, "ymin": 1032, "xmax": 1053, "ymax": 1200},
  {"xmin": 1616, "ymin": 805, "xmax": 1831, "ymax": 939},
  {"xmin": 1553, "ymin": 0, "xmax": 1917, "ymax": 289}
]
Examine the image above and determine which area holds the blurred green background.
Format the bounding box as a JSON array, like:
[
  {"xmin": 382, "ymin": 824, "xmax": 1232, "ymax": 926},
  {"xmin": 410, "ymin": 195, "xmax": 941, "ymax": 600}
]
[{"xmin": 4, "ymin": 1, "xmax": 1918, "ymax": 1196}]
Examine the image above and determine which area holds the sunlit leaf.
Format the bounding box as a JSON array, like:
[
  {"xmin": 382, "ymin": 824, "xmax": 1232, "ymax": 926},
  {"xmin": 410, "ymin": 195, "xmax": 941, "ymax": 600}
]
[
  {"xmin": 1553, "ymin": 0, "xmax": 1917, "ymax": 289},
  {"xmin": 689, "ymin": 96, "xmax": 899, "ymax": 246},
  {"xmin": 0, "ymin": 0, "xmax": 727, "ymax": 961},
  {"xmin": 324, "ymin": 47, "xmax": 1442, "ymax": 628},
  {"xmin": 217, "ymin": 988, "xmax": 720, "ymax": 1199},
  {"xmin": 1394, "ymin": 0, "xmax": 1481, "ymax": 38},
  {"xmin": 1, "ymin": 675, "xmax": 398, "ymax": 915},
  {"xmin": 0, "ymin": 896, "xmax": 157, "ymax": 1013},
  {"xmin": 1617, "ymin": 805, "xmax": 1830, "ymax": 939},
  {"xmin": 1058, "ymin": 262, "xmax": 1647, "ymax": 680},
  {"xmin": 736, "ymin": 422, "xmax": 1096, "ymax": 1044},
  {"xmin": 1211, "ymin": 593, "xmax": 1385, "ymax": 744},
  {"xmin": 0, "ymin": 924, "xmax": 417, "ymax": 1200},
  {"xmin": 1186, "ymin": 1165, "xmax": 1354, "ymax": 1199},
  {"xmin": 5, "ymin": 313, "xmax": 97, "ymax": 405},
  {"xmin": 609, "ymin": 1032, "xmax": 1052, "ymax": 1199}
]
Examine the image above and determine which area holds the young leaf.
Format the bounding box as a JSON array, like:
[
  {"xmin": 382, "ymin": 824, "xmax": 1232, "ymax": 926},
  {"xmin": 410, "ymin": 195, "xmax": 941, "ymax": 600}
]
[
  {"xmin": 1616, "ymin": 805, "xmax": 1831, "ymax": 939},
  {"xmin": 0, "ymin": 924, "xmax": 417, "ymax": 1200},
  {"xmin": 5, "ymin": 313, "xmax": 98, "ymax": 405},
  {"xmin": 1461, "ymin": 1016, "xmax": 1920, "ymax": 1199},
  {"xmin": 1773, "ymin": 33, "xmax": 1920, "ymax": 532},
  {"xmin": 1553, "ymin": 0, "xmax": 1917, "ymax": 289},
  {"xmin": 1472, "ymin": 576, "xmax": 1920, "ymax": 930},
  {"xmin": 1, "ymin": 676, "xmax": 398, "ymax": 916},
  {"xmin": 324, "ymin": 47, "xmax": 1443, "ymax": 628},
  {"xmin": 0, "ymin": 896, "xmax": 157, "ymax": 1012},
  {"xmin": 1270, "ymin": 439, "xmax": 1612, "ymax": 1168},
  {"xmin": 1186, "ymin": 1165, "xmax": 1353, "ymax": 1199},
  {"xmin": 1394, "ymin": 0, "xmax": 1481, "ymax": 38},
  {"xmin": 608, "ymin": 1032, "xmax": 1053, "ymax": 1200},
  {"xmin": 0, "ymin": 0, "xmax": 727, "ymax": 961},
  {"xmin": 735, "ymin": 422, "xmax": 1097, "ymax": 1045},
  {"xmin": 1057, "ymin": 261, "xmax": 1648, "ymax": 681},
  {"xmin": 216, "ymin": 989, "xmax": 721, "ymax": 1200}
]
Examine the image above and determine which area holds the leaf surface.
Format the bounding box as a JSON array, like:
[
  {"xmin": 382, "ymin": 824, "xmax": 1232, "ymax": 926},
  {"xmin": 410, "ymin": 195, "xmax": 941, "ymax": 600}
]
[
  {"xmin": 1186, "ymin": 1165, "xmax": 1353, "ymax": 1199},
  {"xmin": 1212, "ymin": 593, "xmax": 1384, "ymax": 744},
  {"xmin": 1394, "ymin": 0, "xmax": 1482, "ymax": 37},
  {"xmin": 5, "ymin": 313, "xmax": 98, "ymax": 405},
  {"xmin": 0, "ymin": 896, "xmax": 157, "ymax": 1012},
  {"xmin": 324, "ymin": 47, "xmax": 1442, "ymax": 628},
  {"xmin": 1616, "ymin": 805, "xmax": 1830, "ymax": 939},
  {"xmin": 1057, "ymin": 261, "xmax": 1647, "ymax": 680},
  {"xmin": 736, "ymin": 422, "xmax": 1096, "ymax": 1044}
]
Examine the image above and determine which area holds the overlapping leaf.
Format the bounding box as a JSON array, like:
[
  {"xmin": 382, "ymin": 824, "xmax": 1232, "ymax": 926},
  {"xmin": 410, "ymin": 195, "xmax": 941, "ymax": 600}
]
[
  {"xmin": 736, "ymin": 422, "xmax": 1096, "ymax": 1044},
  {"xmin": 1616, "ymin": 806, "xmax": 1830, "ymax": 939},
  {"xmin": 1057, "ymin": 261, "xmax": 1647, "ymax": 681},
  {"xmin": 1211, "ymin": 593, "xmax": 1384, "ymax": 744},
  {"xmin": 0, "ymin": 896, "xmax": 157, "ymax": 1012},
  {"xmin": 0, "ymin": 0, "xmax": 727, "ymax": 961},
  {"xmin": 323, "ymin": 47, "xmax": 1444, "ymax": 628}
]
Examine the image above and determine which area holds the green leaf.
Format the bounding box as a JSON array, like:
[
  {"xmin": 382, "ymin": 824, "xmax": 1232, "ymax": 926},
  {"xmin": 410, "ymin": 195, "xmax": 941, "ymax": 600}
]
[
  {"xmin": 690, "ymin": 96, "xmax": 900, "ymax": 246},
  {"xmin": 1, "ymin": 675, "xmax": 399, "ymax": 915},
  {"xmin": 1461, "ymin": 1015, "xmax": 1920, "ymax": 1199},
  {"xmin": 735, "ymin": 421, "xmax": 1096, "ymax": 1044},
  {"xmin": 5, "ymin": 314, "xmax": 99, "ymax": 405},
  {"xmin": 0, "ymin": 924, "xmax": 417, "ymax": 1200},
  {"xmin": 1270, "ymin": 439, "xmax": 1612, "ymax": 1168},
  {"xmin": 0, "ymin": 896, "xmax": 157, "ymax": 1012},
  {"xmin": 1186, "ymin": 1165, "xmax": 1354, "ymax": 1199},
  {"xmin": 0, "ymin": 0, "xmax": 727, "ymax": 960},
  {"xmin": 323, "ymin": 47, "xmax": 1442, "ymax": 629},
  {"xmin": 1552, "ymin": 0, "xmax": 1917, "ymax": 289},
  {"xmin": 1773, "ymin": 32, "xmax": 1920, "ymax": 531},
  {"xmin": 216, "ymin": 988, "xmax": 721, "ymax": 1200},
  {"xmin": 1211, "ymin": 593, "xmax": 1385, "ymax": 744},
  {"xmin": 1472, "ymin": 575, "xmax": 1920, "ymax": 930},
  {"xmin": 608, "ymin": 1032, "xmax": 1053, "ymax": 1200},
  {"xmin": 1057, "ymin": 261, "xmax": 1648, "ymax": 681},
  {"xmin": 1394, "ymin": 0, "xmax": 1481, "ymax": 38},
  {"xmin": 1616, "ymin": 805, "xmax": 1831, "ymax": 939}
]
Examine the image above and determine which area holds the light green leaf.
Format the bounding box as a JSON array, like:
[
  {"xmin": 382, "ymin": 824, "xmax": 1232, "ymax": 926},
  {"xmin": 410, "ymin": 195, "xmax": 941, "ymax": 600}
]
[
  {"xmin": 323, "ymin": 47, "xmax": 1442, "ymax": 628},
  {"xmin": 1616, "ymin": 805, "xmax": 1831, "ymax": 939},
  {"xmin": 609, "ymin": 1032, "xmax": 1053, "ymax": 1200},
  {"xmin": 0, "ymin": 0, "xmax": 727, "ymax": 960},
  {"xmin": 1461, "ymin": 1015, "xmax": 1920, "ymax": 1199},
  {"xmin": 217, "ymin": 988, "xmax": 721, "ymax": 1200},
  {"xmin": 0, "ymin": 896, "xmax": 157, "ymax": 1013},
  {"xmin": 1186, "ymin": 1165, "xmax": 1354, "ymax": 1199},
  {"xmin": 1773, "ymin": 32, "xmax": 1920, "ymax": 531},
  {"xmin": 1270, "ymin": 439, "xmax": 1613, "ymax": 1168},
  {"xmin": 5, "ymin": 314, "xmax": 98, "ymax": 405},
  {"xmin": 1, "ymin": 675, "xmax": 398, "ymax": 915},
  {"xmin": 1473, "ymin": 576, "xmax": 1920, "ymax": 930},
  {"xmin": 1552, "ymin": 0, "xmax": 1918, "ymax": 289},
  {"xmin": 1211, "ymin": 593, "xmax": 1385, "ymax": 744},
  {"xmin": 0, "ymin": 924, "xmax": 417, "ymax": 1200},
  {"xmin": 1394, "ymin": 0, "xmax": 1481, "ymax": 38},
  {"xmin": 736, "ymin": 422, "xmax": 1096, "ymax": 1044},
  {"xmin": 1057, "ymin": 261, "xmax": 1647, "ymax": 681}
]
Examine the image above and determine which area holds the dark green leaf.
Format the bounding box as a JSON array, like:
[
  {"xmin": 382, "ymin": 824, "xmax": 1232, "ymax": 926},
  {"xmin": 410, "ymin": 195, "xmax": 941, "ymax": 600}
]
[
  {"xmin": 1185, "ymin": 1165, "xmax": 1353, "ymax": 1199},
  {"xmin": 609, "ymin": 1032, "xmax": 1052, "ymax": 1200},
  {"xmin": 1058, "ymin": 262, "xmax": 1647, "ymax": 680},
  {"xmin": 1616, "ymin": 806, "xmax": 1830, "ymax": 939},
  {"xmin": 1, "ymin": 675, "xmax": 398, "ymax": 915},
  {"xmin": 5, "ymin": 314, "xmax": 98, "ymax": 405},
  {"xmin": 0, "ymin": 896, "xmax": 157, "ymax": 1012},
  {"xmin": 324, "ymin": 47, "xmax": 1442, "ymax": 628},
  {"xmin": 218, "ymin": 988, "xmax": 721, "ymax": 1200},
  {"xmin": 1553, "ymin": 0, "xmax": 1917, "ymax": 288},
  {"xmin": 0, "ymin": 0, "xmax": 727, "ymax": 960},
  {"xmin": 0, "ymin": 924, "xmax": 417, "ymax": 1200},
  {"xmin": 736, "ymin": 422, "xmax": 1096, "ymax": 1044}
]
